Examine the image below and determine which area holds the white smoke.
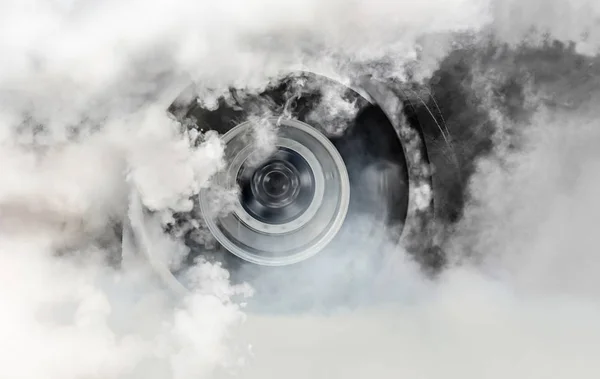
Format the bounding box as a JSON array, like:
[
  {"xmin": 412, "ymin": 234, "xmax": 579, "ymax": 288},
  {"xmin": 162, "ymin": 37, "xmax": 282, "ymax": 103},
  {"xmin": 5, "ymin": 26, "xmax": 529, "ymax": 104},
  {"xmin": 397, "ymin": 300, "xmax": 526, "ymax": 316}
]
[
  {"xmin": 232, "ymin": 78, "xmax": 600, "ymax": 378},
  {"xmin": 2, "ymin": 0, "xmax": 600, "ymax": 378}
]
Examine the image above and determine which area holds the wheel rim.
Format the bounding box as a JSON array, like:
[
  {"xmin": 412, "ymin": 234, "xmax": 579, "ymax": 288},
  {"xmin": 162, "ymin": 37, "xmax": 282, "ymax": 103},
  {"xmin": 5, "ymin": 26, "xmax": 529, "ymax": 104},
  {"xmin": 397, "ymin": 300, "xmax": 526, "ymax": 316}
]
[{"xmin": 199, "ymin": 117, "xmax": 350, "ymax": 266}]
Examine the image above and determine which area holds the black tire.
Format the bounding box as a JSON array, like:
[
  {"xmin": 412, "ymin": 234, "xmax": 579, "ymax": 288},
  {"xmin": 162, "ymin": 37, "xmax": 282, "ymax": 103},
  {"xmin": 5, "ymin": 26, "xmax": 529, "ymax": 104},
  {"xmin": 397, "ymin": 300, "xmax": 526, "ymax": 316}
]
[{"xmin": 157, "ymin": 71, "xmax": 451, "ymax": 312}]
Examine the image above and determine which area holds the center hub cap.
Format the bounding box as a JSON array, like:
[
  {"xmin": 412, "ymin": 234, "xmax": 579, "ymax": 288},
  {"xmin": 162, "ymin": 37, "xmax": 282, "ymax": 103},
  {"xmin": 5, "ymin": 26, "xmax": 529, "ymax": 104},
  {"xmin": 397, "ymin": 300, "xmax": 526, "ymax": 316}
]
[{"xmin": 239, "ymin": 148, "xmax": 315, "ymax": 225}]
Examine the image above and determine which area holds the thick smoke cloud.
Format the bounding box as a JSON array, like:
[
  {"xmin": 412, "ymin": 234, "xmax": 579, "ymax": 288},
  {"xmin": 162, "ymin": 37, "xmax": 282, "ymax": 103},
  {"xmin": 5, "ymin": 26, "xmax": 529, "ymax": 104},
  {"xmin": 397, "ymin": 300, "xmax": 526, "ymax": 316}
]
[
  {"xmin": 1, "ymin": 0, "xmax": 600, "ymax": 378},
  {"xmin": 234, "ymin": 46, "xmax": 600, "ymax": 376}
]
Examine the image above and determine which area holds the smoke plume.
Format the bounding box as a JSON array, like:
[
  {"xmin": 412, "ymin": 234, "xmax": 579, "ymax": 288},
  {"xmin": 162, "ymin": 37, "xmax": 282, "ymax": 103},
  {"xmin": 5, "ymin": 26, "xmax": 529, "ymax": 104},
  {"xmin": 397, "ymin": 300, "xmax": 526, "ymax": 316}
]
[{"xmin": 2, "ymin": 0, "xmax": 600, "ymax": 378}]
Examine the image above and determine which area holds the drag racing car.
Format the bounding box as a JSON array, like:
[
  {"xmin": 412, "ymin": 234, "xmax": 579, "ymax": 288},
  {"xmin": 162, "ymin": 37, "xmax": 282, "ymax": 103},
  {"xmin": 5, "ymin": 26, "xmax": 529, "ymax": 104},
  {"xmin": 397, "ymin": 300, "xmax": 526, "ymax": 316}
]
[
  {"xmin": 121, "ymin": 39, "xmax": 588, "ymax": 310},
  {"xmin": 124, "ymin": 59, "xmax": 487, "ymax": 310}
]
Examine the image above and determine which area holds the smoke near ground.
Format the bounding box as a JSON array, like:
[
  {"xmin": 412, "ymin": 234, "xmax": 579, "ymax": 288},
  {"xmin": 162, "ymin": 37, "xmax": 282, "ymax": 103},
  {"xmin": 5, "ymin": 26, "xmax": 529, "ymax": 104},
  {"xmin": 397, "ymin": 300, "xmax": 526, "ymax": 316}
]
[
  {"xmin": 237, "ymin": 66, "xmax": 600, "ymax": 378},
  {"xmin": 1, "ymin": 0, "xmax": 600, "ymax": 378}
]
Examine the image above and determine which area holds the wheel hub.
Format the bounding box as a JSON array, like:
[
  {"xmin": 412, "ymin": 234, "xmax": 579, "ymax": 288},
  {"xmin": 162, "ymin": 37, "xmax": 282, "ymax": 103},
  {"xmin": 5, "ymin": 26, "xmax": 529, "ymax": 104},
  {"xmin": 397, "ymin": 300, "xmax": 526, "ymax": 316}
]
[{"xmin": 239, "ymin": 147, "xmax": 315, "ymax": 224}]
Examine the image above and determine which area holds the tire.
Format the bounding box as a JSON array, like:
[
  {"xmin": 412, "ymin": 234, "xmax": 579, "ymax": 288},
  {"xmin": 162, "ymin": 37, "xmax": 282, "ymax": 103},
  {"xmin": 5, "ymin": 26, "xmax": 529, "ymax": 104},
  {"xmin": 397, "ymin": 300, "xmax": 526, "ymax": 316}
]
[{"xmin": 133, "ymin": 71, "xmax": 455, "ymax": 312}]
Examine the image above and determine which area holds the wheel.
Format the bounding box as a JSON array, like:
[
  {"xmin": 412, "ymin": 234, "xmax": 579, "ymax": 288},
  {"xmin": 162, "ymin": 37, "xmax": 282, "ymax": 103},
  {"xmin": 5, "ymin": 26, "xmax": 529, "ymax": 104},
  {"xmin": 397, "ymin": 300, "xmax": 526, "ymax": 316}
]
[{"xmin": 132, "ymin": 71, "xmax": 451, "ymax": 311}]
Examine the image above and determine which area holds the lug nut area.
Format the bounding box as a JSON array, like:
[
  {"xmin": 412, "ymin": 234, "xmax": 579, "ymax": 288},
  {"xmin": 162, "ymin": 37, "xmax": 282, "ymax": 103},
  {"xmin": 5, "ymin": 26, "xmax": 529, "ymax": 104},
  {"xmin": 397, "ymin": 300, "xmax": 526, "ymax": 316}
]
[{"xmin": 252, "ymin": 161, "xmax": 301, "ymax": 207}]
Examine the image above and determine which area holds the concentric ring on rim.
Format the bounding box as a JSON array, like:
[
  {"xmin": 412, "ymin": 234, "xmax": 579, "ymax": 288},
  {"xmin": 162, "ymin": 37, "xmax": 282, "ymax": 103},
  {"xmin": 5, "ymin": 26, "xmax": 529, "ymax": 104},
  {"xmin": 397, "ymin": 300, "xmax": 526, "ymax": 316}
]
[{"xmin": 199, "ymin": 117, "xmax": 350, "ymax": 266}]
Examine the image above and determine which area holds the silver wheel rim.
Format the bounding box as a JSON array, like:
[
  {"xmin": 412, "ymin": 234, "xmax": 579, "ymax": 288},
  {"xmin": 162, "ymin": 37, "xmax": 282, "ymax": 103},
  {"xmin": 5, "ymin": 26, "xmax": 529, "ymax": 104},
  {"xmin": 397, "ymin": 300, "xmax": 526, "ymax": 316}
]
[{"xmin": 199, "ymin": 117, "xmax": 350, "ymax": 266}]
